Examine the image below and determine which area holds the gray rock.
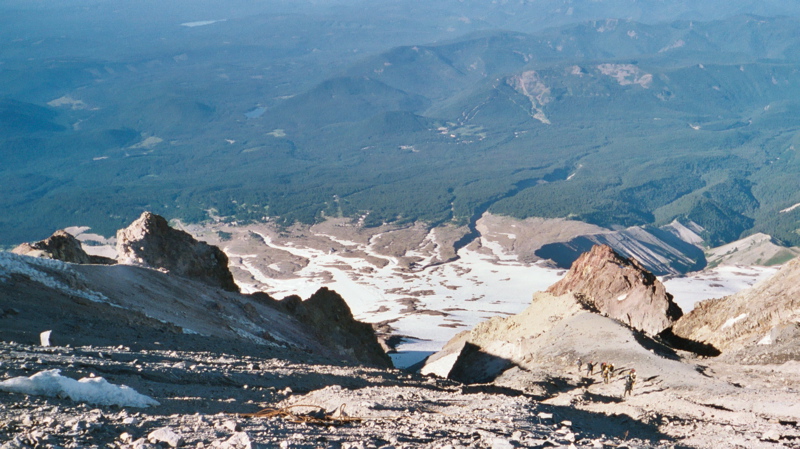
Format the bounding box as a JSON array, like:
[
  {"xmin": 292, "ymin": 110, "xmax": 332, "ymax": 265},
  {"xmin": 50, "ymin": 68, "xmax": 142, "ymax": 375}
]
[
  {"xmin": 12, "ymin": 230, "xmax": 115, "ymax": 265},
  {"xmin": 116, "ymin": 212, "xmax": 238, "ymax": 292},
  {"xmin": 148, "ymin": 427, "xmax": 184, "ymax": 448}
]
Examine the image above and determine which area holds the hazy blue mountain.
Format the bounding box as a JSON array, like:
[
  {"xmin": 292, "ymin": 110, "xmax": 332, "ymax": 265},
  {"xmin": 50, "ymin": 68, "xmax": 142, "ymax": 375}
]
[{"xmin": 2, "ymin": 2, "xmax": 800, "ymax": 251}]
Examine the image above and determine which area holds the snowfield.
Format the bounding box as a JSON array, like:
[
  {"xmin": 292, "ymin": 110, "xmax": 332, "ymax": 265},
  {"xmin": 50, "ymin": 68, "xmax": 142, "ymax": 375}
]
[{"xmin": 228, "ymin": 233, "xmax": 563, "ymax": 367}]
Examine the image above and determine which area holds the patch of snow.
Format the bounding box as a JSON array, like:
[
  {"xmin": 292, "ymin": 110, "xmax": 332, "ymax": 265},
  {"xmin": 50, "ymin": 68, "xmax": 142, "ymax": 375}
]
[
  {"xmin": 420, "ymin": 352, "xmax": 460, "ymax": 378},
  {"xmin": 617, "ymin": 293, "xmax": 628, "ymax": 301},
  {"xmin": 0, "ymin": 253, "xmax": 108, "ymax": 303},
  {"xmin": 658, "ymin": 39, "xmax": 685, "ymax": 53},
  {"xmin": 780, "ymin": 203, "xmax": 800, "ymax": 213},
  {"xmin": 595, "ymin": 19, "xmax": 619, "ymax": 33},
  {"xmin": 758, "ymin": 333, "xmax": 773, "ymax": 345},
  {"xmin": 181, "ymin": 20, "xmax": 226, "ymax": 28},
  {"xmin": 47, "ymin": 96, "xmax": 89, "ymax": 110},
  {"xmin": 228, "ymin": 230, "xmax": 562, "ymax": 367},
  {"xmin": 129, "ymin": 136, "xmax": 163, "ymax": 149},
  {"xmin": 663, "ymin": 265, "xmax": 778, "ymax": 312},
  {"xmin": 0, "ymin": 369, "xmax": 159, "ymax": 407},
  {"xmin": 721, "ymin": 313, "xmax": 748, "ymax": 330}
]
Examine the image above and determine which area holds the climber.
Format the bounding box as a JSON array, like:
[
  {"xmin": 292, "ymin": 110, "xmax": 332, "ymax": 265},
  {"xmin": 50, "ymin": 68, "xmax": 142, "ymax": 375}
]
[{"xmin": 623, "ymin": 369, "xmax": 637, "ymax": 397}]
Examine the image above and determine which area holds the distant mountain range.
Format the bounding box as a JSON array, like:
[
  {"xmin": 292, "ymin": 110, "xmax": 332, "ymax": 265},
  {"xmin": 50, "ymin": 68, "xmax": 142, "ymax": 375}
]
[{"xmin": 2, "ymin": 3, "xmax": 800, "ymax": 250}]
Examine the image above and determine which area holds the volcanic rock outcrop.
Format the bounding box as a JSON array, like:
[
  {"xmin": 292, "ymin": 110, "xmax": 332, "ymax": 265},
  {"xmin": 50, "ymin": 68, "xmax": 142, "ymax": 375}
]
[
  {"xmin": 278, "ymin": 287, "xmax": 393, "ymax": 367},
  {"xmin": 12, "ymin": 230, "xmax": 115, "ymax": 265},
  {"xmin": 116, "ymin": 212, "xmax": 239, "ymax": 292},
  {"xmin": 422, "ymin": 245, "xmax": 700, "ymax": 390},
  {"xmin": 672, "ymin": 256, "xmax": 800, "ymax": 359},
  {"xmin": 547, "ymin": 244, "xmax": 683, "ymax": 336}
]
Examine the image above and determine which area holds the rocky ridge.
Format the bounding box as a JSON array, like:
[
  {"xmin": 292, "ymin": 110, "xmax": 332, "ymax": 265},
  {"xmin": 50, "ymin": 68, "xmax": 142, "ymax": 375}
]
[
  {"xmin": 546, "ymin": 244, "xmax": 683, "ymax": 336},
  {"xmin": 421, "ymin": 245, "xmax": 694, "ymax": 387},
  {"xmin": 12, "ymin": 230, "xmax": 115, "ymax": 265},
  {"xmin": 416, "ymin": 244, "xmax": 800, "ymax": 448},
  {"xmin": 4, "ymin": 234, "xmax": 800, "ymax": 447},
  {"xmin": 672, "ymin": 255, "xmax": 800, "ymax": 361},
  {"xmin": 116, "ymin": 212, "xmax": 239, "ymax": 292},
  {"xmin": 2, "ymin": 212, "xmax": 391, "ymax": 369}
]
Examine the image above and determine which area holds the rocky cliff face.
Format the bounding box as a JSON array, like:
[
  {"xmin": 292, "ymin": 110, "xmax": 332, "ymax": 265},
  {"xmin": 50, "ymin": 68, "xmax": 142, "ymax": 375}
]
[
  {"xmin": 116, "ymin": 212, "xmax": 239, "ymax": 292},
  {"xmin": 0, "ymin": 250, "xmax": 391, "ymax": 368},
  {"xmin": 279, "ymin": 287, "xmax": 393, "ymax": 368},
  {"xmin": 422, "ymin": 245, "xmax": 696, "ymax": 389},
  {"xmin": 12, "ymin": 230, "xmax": 115, "ymax": 265},
  {"xmin": 672, "ymin": 256, "xmax": 800, "ymax": 359},
  {"xmin": 547, "ymin": 244, "xmax": 682, "ymax": 336}
]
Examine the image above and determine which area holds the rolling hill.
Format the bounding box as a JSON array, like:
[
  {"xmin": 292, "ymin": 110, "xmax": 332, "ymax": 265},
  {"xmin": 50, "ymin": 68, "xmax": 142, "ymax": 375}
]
[{"xmin": 2, "ymin": 5, "xmax": 800, "ymax": 253}]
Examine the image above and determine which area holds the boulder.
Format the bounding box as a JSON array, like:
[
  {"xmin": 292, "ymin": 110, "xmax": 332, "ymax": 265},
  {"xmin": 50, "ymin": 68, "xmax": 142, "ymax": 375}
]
[
  {"xmin": 546, "ymin": 244, "xmax": 682, "ymax": 336},
  {"xmin": 12, "ymin": 230, "xmax": 115, "ymax": 265},
  {"xmin": 116, "ymin": 212, "xmax": 238, "ymax": 292}
]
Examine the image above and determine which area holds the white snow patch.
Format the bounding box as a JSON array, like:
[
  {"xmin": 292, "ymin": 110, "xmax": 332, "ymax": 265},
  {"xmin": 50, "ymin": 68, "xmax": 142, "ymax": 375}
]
[
  {"xmin": 780, "ymin": 202, "xmax": 800, "ymax": 213},
  {"xmin": 658, "ymin": 39, "xmax": 686, "ymax": 53},
  {"xmin": 0, "ymin": 253, "xmax": 108, "ymax": 303},
  {"xmin": 663, "ymin": 265, "xmax": 778, "ymax": 312},
  {"xmin": 721, "ymin": 313, "xmax": 748, "ymax": 330},
  {"xmin": 420, "ymin": 352, "xmax": 460, "ymax": 378},
  {"xmin": 0, "ymin": 369, "xmax": 159, "ymax": 407},
  {"xmin": 181, "ymin": 20, "xmax": 226, "ymax": 27},
  {"xmin": 228, "ymin": 230, "xmax": 563, "ymax": 367},
  {"xmin": 617, "ymin": 293, "xmax": 628, "ymax": 302},
  {"xmin": 47, "ymin": 96, "xmax": 89, "ymax": 110},
  {"xmin": 758, "ymin": 333, "xmax": 773, "ymax": 345}
]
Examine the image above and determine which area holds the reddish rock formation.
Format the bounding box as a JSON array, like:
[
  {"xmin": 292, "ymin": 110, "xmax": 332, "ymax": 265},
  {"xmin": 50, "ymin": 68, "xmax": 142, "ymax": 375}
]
[
  {"xmin": 12, "ymin": 230, "xmax": 115, "ymax": 265},
  {"xmin": 547, "ymin": 244, "xmax": 682, "ymax": 335},
  {"xmin": 116, "ymin": 212, "xmax": 239, "ymax": 292}
]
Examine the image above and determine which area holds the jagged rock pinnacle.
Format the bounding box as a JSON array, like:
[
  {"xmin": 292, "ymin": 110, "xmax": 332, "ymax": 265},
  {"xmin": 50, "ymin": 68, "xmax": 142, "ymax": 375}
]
[
  {"xmin": 116, "ymin": 212, "xmax": 239, "ymax": 292},
  {"xmin": 547, "ymin": 244, "xmax": 682, "ymax": 335}
]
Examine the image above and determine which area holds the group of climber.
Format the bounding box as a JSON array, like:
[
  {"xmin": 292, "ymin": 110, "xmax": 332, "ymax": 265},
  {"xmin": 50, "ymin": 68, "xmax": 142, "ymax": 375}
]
[{"xmin": 576, "ymin": 359, "xmax": 637, "ymax": 398}]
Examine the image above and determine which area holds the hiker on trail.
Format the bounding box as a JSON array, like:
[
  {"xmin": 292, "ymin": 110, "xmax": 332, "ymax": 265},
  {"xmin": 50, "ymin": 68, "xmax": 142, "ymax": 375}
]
[
  {"xmin": 576, "ymin": 358, "xmax": 582, "ymax": 372},
  {"xmin": 586, "ymin": 361, "xmax": 595, "ymax": 376},
  {"xmin": 608, "ymin": 363, "xmax": 615, "ymax": 378},
  {"xmin": 623, "ymin": 369, "xmax": 637, "ymax": 397},
  {"xmin": 602, "ymin": 363, "xmax": 611, "ymax": 384}
]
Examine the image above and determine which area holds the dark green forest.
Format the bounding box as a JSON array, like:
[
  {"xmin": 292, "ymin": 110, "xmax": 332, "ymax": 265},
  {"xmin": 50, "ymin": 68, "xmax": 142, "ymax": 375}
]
[{"xmin": 3, "ymin": 1, "xmax": 800, "ymax": 248}]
